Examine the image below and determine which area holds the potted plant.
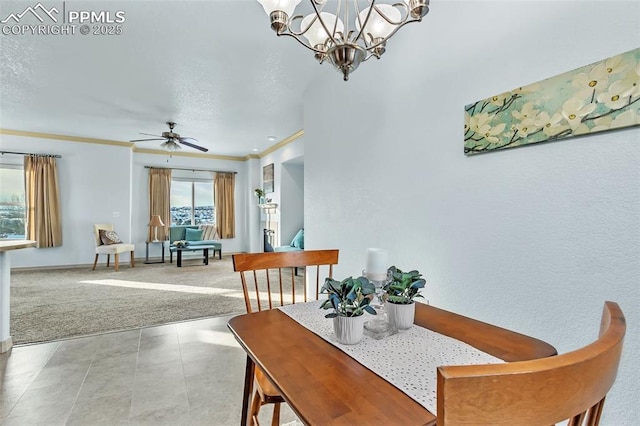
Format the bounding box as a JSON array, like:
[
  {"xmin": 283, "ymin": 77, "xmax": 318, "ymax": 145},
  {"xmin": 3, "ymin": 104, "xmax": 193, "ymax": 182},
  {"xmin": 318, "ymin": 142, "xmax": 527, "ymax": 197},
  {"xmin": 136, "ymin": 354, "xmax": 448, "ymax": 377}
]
[
  {"xmin": 384, "ymin": 266, "xmax": 426, "ymax": 330},
  {"xmin": 254, "ymin": 188, "xmax": 265, "ymax": 204},
  {"xmin": 320, "ymin": 276, "xmax": 376, "ymax": 344}
]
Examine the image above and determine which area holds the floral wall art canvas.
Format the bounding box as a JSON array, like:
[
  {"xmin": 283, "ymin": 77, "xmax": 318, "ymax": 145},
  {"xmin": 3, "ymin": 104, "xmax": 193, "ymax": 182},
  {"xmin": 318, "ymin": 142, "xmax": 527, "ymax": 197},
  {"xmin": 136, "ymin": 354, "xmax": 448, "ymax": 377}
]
[{"xmin": 464, "ymin": 48, "xmax": 640, "ymax": 155}]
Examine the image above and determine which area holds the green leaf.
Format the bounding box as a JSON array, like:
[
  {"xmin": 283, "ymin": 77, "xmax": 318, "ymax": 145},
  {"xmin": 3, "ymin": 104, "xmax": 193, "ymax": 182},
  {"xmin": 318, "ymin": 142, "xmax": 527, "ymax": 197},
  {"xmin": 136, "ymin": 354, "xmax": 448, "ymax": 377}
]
[
  {"xmin": 329, "ymin": 294, "xmax": 340, "ymax": 310},
  {"xmin": 346, "ymin": 288, "xmax": 357, "ymax": 303},
  {"xmin": 410, "ymin": 279, "xmax": 426, "ymax": 289},
  {"xmin": 360, "ymin": 279, "xmax": 375, "ymax": 295},
  {"xmin": 363, "ymin": 305, "xmax": 376, "ymax": 315}
]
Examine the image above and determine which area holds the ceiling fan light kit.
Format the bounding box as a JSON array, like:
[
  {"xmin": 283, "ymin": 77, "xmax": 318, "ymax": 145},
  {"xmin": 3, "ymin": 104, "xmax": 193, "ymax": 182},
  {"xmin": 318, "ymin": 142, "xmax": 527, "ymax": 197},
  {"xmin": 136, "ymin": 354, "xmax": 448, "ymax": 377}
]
[
  {"xmin": 130, "ymin": 122, "xmax": 208, "ymax": 153},
  {"xmin": 257, "ymin": 0, "xmax": 430, "ymax": 81}
]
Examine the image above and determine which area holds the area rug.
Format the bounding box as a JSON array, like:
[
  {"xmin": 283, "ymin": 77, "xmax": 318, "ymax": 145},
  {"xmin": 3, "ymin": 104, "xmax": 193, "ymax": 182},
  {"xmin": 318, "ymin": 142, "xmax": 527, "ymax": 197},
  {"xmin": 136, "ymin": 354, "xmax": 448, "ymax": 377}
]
[{"xmin": 10, "ymin": 256, "xmax": 257, "ymax": 345}]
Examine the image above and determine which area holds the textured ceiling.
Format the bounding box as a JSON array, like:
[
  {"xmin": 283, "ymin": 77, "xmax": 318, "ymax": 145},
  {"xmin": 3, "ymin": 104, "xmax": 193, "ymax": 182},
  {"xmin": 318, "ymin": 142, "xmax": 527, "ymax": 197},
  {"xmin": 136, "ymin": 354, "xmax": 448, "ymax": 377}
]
[{"xmin": 0, "ymin": 0, "xmax": 325, "ymax": 157}]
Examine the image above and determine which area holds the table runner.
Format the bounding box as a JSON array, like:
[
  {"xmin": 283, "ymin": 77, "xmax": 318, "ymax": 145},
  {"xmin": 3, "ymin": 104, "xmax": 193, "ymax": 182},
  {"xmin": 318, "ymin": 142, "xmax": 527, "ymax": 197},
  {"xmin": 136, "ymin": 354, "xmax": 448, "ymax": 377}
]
[{"xmin": 279, "ymin": 301, "xmax": 504, "ymax": 414}]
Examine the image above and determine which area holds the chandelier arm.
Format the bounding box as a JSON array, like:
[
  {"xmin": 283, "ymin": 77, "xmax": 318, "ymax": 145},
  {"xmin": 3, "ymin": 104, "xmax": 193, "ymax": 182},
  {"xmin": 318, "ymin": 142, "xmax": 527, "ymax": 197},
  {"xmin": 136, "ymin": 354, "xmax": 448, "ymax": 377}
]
[
  {"xmin": 360, "ymin": 50, "xmax": 376, "ymax": 63},
  {"xmin": 372, "ymin": 2, "xmax": 410, "ymax": 26},
  {"xmin": 342, "ymin": 0, "xmax": 349, "ymax": 41},
  {"xmin": 287, "ymin": 14, "xmax": 316, "ymax": 37},
  {"xmin": 332, "ymin": 0, "xmax": 342, "ymax": 42},
  {"xmin": 277, "ymin": 31, "xmax": 328, "ymax": 55},
  {"xmin": 364, "ymin": 16, "xmax": 421, "ymax": 50},
  {"xmin": 351, "ymin": 0, "xmax": 372, "ymax": 47}
]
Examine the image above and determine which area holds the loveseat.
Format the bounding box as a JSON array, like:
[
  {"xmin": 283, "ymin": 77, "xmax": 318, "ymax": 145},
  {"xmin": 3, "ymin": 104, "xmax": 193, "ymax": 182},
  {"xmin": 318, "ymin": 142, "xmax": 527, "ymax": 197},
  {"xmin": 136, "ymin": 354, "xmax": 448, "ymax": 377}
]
[
  {"xmin": 169, "ymin": 225, "xmax": 222, "ymax": 262},
  {"xmin": 274, "ymin": 228, "xmax": 304, "ymax": 253},
  {"xmin": 267, "ymin": 228, "xmax": 304, "ymax": 274}
]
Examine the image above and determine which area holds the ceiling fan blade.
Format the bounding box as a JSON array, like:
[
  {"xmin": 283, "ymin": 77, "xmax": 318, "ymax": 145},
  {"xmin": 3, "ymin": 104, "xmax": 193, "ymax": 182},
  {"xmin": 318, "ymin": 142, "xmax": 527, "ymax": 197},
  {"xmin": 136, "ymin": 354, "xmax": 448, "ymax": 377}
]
[
  {"xmin": 130, "ymin": 138, "xmax": 166, "ymax": 142},
  {"xmin": 140, "ymin": 133, "xmax": 162, "ymax": 137},
  {"xmin": 179, "ymin": 138, "xmax": 209, "ymax": 152}
]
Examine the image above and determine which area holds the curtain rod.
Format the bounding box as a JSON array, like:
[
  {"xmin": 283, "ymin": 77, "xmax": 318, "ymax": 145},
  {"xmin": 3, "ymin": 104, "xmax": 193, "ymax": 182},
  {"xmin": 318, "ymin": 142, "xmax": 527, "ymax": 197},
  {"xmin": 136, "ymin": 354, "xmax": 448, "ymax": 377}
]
[
  {"xmin": 1, "ymin": 150, "xmax": 61, "ymax": 158},
  {"xmin": 145, "ymin": 166, "xmax": 237, "ymax": 174}
]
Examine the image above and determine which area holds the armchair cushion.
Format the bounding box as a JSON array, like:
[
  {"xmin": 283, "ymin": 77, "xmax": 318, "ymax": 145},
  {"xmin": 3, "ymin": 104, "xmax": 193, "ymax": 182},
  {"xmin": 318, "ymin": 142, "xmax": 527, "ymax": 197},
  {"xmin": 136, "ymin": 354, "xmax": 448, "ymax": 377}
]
[
  {"xmin": 96, "ymin": 243, "xmax": 135, "ymax": 255},
  {"xmin": 99, "ymin": 229, "xmax": 122, "ymax": 245}
]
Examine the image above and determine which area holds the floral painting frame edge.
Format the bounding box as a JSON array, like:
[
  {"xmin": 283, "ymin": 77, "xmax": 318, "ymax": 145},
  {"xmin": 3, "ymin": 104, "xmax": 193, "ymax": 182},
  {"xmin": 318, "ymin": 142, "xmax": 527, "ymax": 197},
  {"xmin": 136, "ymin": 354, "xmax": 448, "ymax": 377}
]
[{"xmin": 464, "ymin": 48, "xmax": 640, "ymax": 155}]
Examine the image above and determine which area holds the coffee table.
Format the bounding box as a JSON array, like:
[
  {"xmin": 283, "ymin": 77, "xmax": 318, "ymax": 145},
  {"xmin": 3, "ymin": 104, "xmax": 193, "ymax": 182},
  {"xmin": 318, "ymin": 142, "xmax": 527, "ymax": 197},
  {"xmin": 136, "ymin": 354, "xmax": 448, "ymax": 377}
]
[{"xmin": 169, "ymin": 245, "xmax": 217, "ymax": 267}]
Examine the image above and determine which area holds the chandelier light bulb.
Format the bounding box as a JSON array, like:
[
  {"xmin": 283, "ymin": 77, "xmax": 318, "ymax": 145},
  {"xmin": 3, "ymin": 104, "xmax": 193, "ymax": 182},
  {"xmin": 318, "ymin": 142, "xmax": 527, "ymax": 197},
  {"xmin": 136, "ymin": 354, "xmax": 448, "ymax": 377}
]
[
  {"xmin": 356, "ymin": 5, "xmax": 401, "ymax": 40},
  {"xmin": 301, "ymin": 12, "xmax": 344, "ymax": 56}
]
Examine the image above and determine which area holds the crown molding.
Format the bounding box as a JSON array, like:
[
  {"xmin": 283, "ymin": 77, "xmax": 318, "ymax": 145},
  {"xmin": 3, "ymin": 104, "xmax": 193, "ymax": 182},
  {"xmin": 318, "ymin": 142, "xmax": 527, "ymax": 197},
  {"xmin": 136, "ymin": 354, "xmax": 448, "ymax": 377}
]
[
  {"xmin": 257, "ymin": 129, "xmax": 304, "ymax": 158},
  {"xmin": 1, "ymin": 128, "xmax": 305, "ymax": 162},
  {"xmin": 0, "ymin": 128, "xmax": 131, "ymax": 147}
]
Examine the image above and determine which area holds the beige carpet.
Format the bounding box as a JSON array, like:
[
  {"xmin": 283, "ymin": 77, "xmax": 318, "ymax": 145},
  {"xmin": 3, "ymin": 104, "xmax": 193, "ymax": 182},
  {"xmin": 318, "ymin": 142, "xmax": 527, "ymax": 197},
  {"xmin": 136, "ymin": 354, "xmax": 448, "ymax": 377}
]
[{"xmin": 10, "ymin": 255, "xmax": 252, "ymax": 345}]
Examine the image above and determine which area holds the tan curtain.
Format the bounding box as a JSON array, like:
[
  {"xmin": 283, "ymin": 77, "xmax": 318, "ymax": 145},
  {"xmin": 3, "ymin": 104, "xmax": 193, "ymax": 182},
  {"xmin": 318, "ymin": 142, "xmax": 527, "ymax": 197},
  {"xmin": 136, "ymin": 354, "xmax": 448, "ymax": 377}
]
[
  {"xmin": 148, "ymin": 168, "xmax": 172, "ymax": 241},
  {"xmin": 214, "ymin": 172, "xmax": 235, "ymax": 239},
  {"xmin": 24, "ymin": 155, "xmax": 62, "ymax": 248}
]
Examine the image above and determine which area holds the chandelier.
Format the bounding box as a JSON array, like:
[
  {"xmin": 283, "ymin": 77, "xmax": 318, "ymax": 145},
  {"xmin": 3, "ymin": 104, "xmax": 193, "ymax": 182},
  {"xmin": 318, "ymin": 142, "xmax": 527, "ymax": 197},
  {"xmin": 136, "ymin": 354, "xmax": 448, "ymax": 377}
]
[{"xmin": 256, "ymin": 0, "xmax": 430, "ymax": 81}]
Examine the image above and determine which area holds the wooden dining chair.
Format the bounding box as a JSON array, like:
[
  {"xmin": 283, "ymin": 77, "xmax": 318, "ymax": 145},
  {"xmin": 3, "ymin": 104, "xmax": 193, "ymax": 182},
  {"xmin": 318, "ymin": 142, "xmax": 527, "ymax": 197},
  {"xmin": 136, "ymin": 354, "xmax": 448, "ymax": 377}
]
[
  {"xmin": 232, "ymin": 249, "xmax": 339, "ymax": 426},
  {"xmin": 436, "ymin": 301, "xmax": 626, "ymax": 426}
]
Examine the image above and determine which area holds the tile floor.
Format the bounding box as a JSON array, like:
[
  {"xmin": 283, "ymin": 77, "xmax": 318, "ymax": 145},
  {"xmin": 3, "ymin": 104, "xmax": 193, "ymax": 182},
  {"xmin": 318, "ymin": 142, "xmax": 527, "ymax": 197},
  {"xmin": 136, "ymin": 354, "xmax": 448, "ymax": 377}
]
[{"xmin": 0, "ymin": 316, "xmax": 298, "ymax": 425}]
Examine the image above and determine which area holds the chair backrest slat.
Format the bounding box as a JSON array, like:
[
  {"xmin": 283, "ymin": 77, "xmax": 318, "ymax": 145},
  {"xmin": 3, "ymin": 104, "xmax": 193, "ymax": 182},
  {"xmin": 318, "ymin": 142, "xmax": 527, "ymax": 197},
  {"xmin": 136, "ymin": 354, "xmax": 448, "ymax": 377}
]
[
  {"xmin": 233, "ymin": 250, "xmax": 339, "ymax": 314},
  {"xmin": 436, "ymin": 301, "xmax": 625, "ymax": 426},
  {"xmin": 265, "ymin": 269, "xmax": 273, "ymax": 310}
]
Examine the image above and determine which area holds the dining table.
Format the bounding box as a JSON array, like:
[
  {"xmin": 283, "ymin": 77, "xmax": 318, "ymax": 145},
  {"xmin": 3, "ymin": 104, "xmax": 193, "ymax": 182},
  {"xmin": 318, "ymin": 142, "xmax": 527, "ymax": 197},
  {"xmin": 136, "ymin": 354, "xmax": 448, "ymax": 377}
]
[{"xmin": 227, "ymin": 302, "xmax": 557, "ymax": 425}]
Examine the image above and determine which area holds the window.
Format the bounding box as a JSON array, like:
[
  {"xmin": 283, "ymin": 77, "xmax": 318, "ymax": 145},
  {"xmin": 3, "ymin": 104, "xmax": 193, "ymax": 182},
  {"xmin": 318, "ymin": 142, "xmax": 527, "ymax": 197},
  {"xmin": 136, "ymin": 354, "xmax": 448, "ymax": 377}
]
[
  {"xmin": 170, "ymin": 178, "xmax": 215, "ymax": 226},
  {"xmin": 0, "ymin": 165, "xmax": 26, "ymax": 239}
]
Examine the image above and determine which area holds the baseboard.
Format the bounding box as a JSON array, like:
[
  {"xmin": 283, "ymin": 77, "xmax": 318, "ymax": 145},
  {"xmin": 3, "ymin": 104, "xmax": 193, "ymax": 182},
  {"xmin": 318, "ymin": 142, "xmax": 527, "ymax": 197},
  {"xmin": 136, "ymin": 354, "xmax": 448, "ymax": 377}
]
[{"xmin": 1, "ymin": 337, "xmax": 13, "ymax": 353}]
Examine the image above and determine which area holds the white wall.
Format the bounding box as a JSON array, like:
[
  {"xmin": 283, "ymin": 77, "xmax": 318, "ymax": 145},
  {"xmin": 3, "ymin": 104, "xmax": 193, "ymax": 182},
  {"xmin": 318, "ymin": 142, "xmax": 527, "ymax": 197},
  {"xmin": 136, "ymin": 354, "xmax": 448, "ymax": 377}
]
[
  {"xmin": 245, "ymin": 157, "xmax": 263, "ymax": 252},
  {"xmin": 1, "ymin": 134, "xmax": 134, "ymax": 268},
  {"xmin": 304, "ymin": 1, "xmax": 639, "ymax": 424},
  {"xmin": 1, "ymin": 134, "xmax": 250, "ymax": 266},
  {"xmin": 280, "ymin": 160, "xmax": 304, "ymax": 246},
  {"xmin": 259, "ymin": 138, "xmax": 304, "ymax": 248}
]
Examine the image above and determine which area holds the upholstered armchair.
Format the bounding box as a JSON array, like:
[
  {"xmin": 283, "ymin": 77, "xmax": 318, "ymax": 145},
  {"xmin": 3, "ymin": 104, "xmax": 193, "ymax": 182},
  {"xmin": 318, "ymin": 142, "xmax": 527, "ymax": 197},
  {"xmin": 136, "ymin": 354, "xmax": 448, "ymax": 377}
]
[{"xmin": 92, "ymin": 224, "xmax": 135, "ymax": 272}]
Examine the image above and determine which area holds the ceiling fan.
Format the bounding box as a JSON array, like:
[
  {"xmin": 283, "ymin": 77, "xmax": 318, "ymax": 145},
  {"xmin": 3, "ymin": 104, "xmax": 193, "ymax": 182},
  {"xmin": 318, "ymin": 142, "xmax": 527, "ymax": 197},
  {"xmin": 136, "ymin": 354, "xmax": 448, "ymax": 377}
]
[{"xmin": 130, "ymin": 122, "xmax": 208, "ymax": 152}]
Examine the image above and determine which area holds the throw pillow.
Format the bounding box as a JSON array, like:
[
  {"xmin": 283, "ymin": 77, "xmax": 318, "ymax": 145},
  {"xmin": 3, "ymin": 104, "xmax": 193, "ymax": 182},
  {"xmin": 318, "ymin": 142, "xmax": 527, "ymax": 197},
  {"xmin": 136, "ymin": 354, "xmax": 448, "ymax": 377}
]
[
  {"xmin": 99, "ymin": 229, "xmax": 122, "ymax": 245},
  {"xmin": 185, "ymin": 228, "xmax": 203, "ymax": 241},
  {"xmin": 291, "ymin": 229, "xmax": 304, "ymax": 249}
]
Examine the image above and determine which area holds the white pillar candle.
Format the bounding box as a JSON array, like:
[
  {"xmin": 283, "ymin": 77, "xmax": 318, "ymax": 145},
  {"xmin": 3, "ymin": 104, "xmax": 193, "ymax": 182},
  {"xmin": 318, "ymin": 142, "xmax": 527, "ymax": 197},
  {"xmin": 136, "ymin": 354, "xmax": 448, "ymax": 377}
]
[{"xmin": 365, "ymin": 248, "xmax": 388, "ymax": 281}]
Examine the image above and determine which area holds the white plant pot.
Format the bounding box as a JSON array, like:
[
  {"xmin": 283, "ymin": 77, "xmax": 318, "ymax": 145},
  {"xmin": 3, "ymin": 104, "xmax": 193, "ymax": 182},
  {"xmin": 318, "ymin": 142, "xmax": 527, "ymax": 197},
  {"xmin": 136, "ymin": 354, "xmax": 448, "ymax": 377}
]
[
  {"xmin": 333, "ymin": 315, "xmax": 365, "ymax": 345},
  {"xmin": 386, "ymin": 301, "xmax": 415, "ymax": 330}
]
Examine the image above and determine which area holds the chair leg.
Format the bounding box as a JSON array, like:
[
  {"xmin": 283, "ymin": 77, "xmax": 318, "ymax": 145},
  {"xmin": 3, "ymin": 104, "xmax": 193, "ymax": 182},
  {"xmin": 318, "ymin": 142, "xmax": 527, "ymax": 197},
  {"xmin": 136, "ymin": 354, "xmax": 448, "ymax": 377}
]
[
  {"xmin": 114, "ymin": 254, "xmax": 120, "ymax": 272},
  {"xmin": 130, "ymin": 251, "xmax": 135, "ymax": 268},
  {"xmin": 271, "ymin": 402, "xmax": 281, "ymax": 426},
  {"xmin": 106, "ymin": 254, "xmax": 111, "ymax": 267},
  {"xmin": 92, "ymin": 254, "xmax": 99, "ymax": 271},
  {"xmin": 249, "ymin": 390, "xmax": 262, "ymax": 426}
]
